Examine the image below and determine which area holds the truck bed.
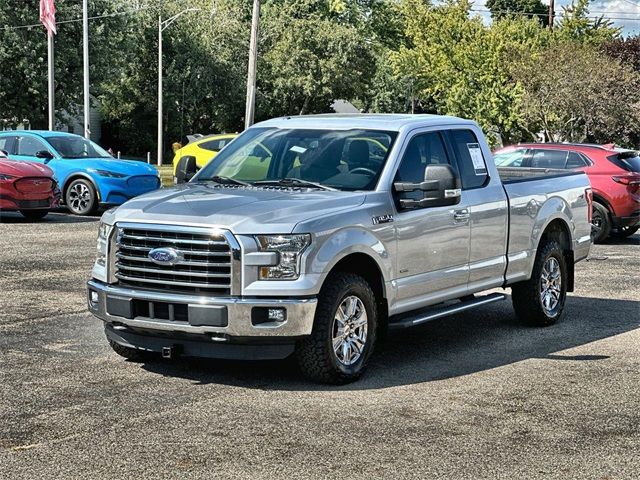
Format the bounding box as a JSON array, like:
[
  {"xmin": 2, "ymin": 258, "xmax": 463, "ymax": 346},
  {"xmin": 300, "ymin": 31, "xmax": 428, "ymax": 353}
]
[{"xmin": 497, "ymin": 167, "xmax": 583, "ymax": 184}]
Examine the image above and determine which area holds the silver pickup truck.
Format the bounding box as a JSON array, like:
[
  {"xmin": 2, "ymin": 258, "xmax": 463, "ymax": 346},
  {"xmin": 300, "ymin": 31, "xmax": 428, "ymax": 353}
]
[{"xmin": 87, "ymin": 114, "xmax": 592, "ymax": 383}]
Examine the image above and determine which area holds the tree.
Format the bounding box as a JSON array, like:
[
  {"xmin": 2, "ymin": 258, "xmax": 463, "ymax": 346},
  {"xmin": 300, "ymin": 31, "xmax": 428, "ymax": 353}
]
[
  {"xmin": 486, "ymin": 0, "xmax": 549, "ymax": 27},
  {"xmin": 510, "ymin": 43, "xmax": 640, "ymax": 146},
  {"xmin": 391, "ymin": 0, "xmax": 548, "ymax": 144},
  {"xmin": 602, "ymin": 35, "xmax": 640, "ymax": 72},
  {"xmin": 556, "ymin": 0, "xmax": 620, "ymax": 46}
]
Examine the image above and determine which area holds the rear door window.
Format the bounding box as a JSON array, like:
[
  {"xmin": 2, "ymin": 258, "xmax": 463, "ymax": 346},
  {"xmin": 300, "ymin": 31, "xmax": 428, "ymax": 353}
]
[
  {"xmin": 17, "ymin": 136, "xmax": 49, "ymax": 156},
  {"xmin": 530, "ymin": 149, "xmax": 568, "ymax": 169},
  {"xmin": 448, "ymin": 129, "xmax": 488, "ymax": 189}
]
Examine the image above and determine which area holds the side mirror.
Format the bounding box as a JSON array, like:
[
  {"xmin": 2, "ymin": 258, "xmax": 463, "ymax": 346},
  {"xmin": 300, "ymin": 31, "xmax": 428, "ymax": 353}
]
[
  {"xmin": 175, "ymin": 155, "xmax": 198, "ymax": 184},
  {"xmin": 394, "ymin": 164, "xmax": 461, "ymax": 209},
  {"xmin": 35, "ymin": 150, "xmax": 54, "ymax": 162}
]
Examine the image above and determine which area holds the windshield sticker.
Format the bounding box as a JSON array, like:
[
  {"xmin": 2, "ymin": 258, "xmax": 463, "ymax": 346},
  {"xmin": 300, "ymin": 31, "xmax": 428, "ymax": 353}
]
[
  {"xmin": 289, "ymin": 145, "xmax": 307, "ymax": 154},
  {"xmin": 467, "ymin": 143, "xmax": 487, "ymax": 175}
]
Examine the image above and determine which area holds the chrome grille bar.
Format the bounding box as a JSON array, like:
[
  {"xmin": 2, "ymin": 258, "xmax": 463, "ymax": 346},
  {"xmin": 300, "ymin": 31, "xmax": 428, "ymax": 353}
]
[{"xmin": 113, "ymin": 223, "xmax": 239, "ymax": 295}]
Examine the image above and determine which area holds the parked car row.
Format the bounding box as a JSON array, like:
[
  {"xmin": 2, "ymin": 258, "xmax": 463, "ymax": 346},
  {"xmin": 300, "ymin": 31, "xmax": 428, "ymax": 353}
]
[
  {"xmin": 493, "ymin": 143, "xmax": 640, "ymax": 243},
  {"xmin": 0, "ymin": 131, "xmax": 160, "ymax": 217}
]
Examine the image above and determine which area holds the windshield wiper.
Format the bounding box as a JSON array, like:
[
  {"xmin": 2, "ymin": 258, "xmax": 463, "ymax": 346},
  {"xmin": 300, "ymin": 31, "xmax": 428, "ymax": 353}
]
[
  {"xmin": 203, "ymin": 175, "xmax": 253, "ymax": 187},
  {"xmin": 254, "ymin": 178, "xmax": 337, "ymax": 191}
]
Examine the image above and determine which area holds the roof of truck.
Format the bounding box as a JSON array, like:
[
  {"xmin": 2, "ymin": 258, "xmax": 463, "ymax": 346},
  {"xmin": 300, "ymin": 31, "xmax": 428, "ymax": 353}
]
[{"xmin": 256, "ymin": 114, "xmax": 477, "ymax": 131}]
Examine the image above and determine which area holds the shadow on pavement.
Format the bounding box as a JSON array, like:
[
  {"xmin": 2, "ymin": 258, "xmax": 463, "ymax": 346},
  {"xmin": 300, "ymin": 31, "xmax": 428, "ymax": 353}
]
[
  {"xmin": 601, "ymin": 233, "xmax": 639, "ymax": 246},
  {"xmin": 141, "ymin": 294, "xmax": 640, "ymax": 391},
  {"xmin": 0, "ymin": 210, "xmax": 99, "ymax": 224}
]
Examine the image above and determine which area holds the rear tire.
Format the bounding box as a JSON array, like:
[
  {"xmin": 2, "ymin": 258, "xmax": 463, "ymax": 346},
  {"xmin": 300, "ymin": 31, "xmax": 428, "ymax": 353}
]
[
  {"xmin": 611, "ymin": 225, "xmax": 639, "ymax": 238},
  {"xmin": 296, "ymin": 272, "xmax": 378, "ymax": 384},
  {"xmin": 590, "ymin": 202, "xmax": 611, "ymax": 244},
  {"xmin": 65, "ymin": 178, "xmax": 97, "ymax": 215},
  {"xmin": 108, "ymin": 339, "xmax": 158, "ymax": 363},
  {"xmin": 512, "ymin": 240, "xmax": 567, "ymax": 327},
  {"xmin": 19, "ymin": 210, "xmax": 48, "ymax": 220}
]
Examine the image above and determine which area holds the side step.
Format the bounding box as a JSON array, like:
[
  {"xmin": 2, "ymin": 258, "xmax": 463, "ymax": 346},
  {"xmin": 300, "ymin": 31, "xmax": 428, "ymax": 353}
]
[{"xmin": 388, "ymin": 293, "xmax": 507, "ymax": 330}]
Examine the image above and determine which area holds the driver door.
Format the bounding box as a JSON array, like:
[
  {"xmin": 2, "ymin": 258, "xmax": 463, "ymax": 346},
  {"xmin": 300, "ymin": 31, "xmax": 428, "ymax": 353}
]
[{"xmin": 392, "ymin": 130, "xmax": 471, "ymax": 313}]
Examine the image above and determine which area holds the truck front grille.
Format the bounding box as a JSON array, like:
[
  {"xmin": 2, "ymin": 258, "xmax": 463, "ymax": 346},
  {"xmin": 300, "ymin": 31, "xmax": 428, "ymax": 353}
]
[{"xmin": 113, "ymin": 224, "xmax": 237, "ymax": 295}]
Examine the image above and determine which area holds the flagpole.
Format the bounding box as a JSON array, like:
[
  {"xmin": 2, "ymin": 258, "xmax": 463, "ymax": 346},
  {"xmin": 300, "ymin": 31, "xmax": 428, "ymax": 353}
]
[
  {"xmin": 82, "ymin": 0, "xmax": 90, "ymax": 138},
  {"xmin": 47, "ymin": 31, "xmax": 54, "ymax": 130}
]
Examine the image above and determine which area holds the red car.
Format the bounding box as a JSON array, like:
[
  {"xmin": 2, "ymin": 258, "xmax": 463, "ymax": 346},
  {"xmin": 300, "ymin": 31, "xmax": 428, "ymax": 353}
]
[
  {"xmin": 0, "ymin": 152, "xmax": 61, "ymax": 220},
  {"xmin": 494, "ymin": 143, "xmax": 640, "ymax": 243}
]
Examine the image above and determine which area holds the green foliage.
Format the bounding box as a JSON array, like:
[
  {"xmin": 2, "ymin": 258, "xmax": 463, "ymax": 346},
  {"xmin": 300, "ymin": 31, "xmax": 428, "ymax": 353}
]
[
  {"xmin": 486, "ymin": 0, "xmax": 549, "ymax": 27},
  {"xmin": 556, "ymin": 0, "xmax": 620, "ymax": 45},
  {"xmin": 511, "ymin": 43, "xmax": 640, "ymax": 146}
]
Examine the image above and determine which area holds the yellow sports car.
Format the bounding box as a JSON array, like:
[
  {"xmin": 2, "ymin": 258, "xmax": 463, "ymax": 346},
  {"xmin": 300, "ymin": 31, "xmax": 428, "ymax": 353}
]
[{"xmin": 172, "ymin": 133, "xmax": 237, "ymax": 182}]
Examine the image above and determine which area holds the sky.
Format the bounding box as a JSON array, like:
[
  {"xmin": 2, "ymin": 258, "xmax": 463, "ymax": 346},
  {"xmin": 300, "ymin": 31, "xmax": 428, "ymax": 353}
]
[{"xmin": 471, "ymin": 0, "xmax": 640, "ymax": 36}]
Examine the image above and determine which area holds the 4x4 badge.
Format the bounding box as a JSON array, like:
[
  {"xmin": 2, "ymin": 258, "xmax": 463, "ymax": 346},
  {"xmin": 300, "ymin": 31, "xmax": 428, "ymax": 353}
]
[{"xmin": 372, "ymin": 214, "xmax": 394, "ymax": 225}]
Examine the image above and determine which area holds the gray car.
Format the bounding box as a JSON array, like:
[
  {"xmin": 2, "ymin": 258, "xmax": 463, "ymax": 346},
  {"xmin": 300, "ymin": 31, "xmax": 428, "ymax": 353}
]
[{"xmin": 87, "ymin": 114, "xmax": 592, "ymax": 383}]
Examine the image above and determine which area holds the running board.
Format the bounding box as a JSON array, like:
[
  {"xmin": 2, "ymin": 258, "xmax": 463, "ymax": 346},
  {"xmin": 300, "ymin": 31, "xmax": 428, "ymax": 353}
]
[{"xmin": 388, "ymin": 293, "xmax": 507, "ymax": 330}]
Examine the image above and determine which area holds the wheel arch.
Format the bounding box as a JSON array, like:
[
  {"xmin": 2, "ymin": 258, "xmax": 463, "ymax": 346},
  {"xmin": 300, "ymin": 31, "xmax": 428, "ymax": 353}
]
[
  {"xmin": 536, "ymin": 218, "xmax": 575, "ymax": 292},
  {"xmin": 62, "ymin": 173, "xmax": 101, "ymax": 203}
]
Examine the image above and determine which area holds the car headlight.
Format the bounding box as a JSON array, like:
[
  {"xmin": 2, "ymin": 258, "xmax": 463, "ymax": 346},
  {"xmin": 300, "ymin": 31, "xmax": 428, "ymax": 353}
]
[
  {"xmin": 255, "ymin": 234, "xmax": 311, "ymax": 280},
  {"xmin": 89, "ymin": 169, "xmax": 127, "ymax": 178}
]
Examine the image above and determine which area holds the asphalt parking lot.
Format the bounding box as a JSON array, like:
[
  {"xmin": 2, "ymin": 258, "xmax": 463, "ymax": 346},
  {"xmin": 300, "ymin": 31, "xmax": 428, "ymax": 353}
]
[{"xmin": 1, "ymin": 211, "xmax": 639, "ymax": 479}]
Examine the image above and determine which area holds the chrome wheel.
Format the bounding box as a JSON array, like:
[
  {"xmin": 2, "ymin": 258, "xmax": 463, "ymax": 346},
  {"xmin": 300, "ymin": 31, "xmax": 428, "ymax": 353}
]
[
  {"xmin": 68, "ymin": 182, "xmax": 92, "ymax": 214},
  {"xmin": 332, "ymin": 295, "xmax": 368, "ymax": 366},
  {"xmin": 540, "ymin": 257, "xmax": 562, "ymax": 315}
]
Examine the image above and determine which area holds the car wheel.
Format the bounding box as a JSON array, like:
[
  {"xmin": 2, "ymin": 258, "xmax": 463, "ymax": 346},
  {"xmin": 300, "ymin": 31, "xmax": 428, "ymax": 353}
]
[
  {"xmin": 108, "ymin": 339, "xmax": 158, "ymax": 363},
  {"xmin": 611, "ymin": 225, "xmax": 639, "ymax": 238},
  {"xmin": 296, "ymin": 272, "xmax": 378, "ymax": 384},
  {"xmin": 511, "ymin": 239, "xmax": 567, "ymax": 327},
  {"xmin": 590, "ymin": 202, "xmax": 611, "ymax": 244},
  {"xmin": 65, "ymin": 178, "xmax": 97, "ymax": 215},
  {"xmin": 19, "ymin": 210, "xmax": 48, "ymax": 220}
]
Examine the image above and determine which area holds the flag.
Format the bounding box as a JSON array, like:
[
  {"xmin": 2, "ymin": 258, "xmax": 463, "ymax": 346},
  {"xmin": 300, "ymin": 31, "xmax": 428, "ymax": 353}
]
[{"xmin": 40, "ymin": 0, "xmax": 57, "ymax": 35}]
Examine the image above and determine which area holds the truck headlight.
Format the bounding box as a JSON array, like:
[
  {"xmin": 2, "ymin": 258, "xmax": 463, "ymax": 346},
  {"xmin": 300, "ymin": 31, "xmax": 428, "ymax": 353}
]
[
  {"xmin": 96, "ymin": 221, "xmax": 112, "ymax": 267},
  {"xmin": 255, "ymin": 234, "xmax": 311, "ymax": 280}
]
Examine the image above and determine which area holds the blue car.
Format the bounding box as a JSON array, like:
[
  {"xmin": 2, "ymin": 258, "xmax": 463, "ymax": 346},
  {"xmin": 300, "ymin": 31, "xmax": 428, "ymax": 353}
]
[{"xmin": 0, "ymin": 131, "xmax": 160, "ymax": 215}]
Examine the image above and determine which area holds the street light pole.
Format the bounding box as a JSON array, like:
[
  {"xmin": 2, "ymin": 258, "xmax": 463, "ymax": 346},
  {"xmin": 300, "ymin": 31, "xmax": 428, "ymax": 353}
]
[
  {"xmin": 82, "ymin": 0, "xmax": 90, "ymax": 139},
  {"xmin": 157, "ymin": 8, "xmax": 199, "ymax": 166},
  {"xmin": 244, "ymin": 0, "xmax": 260, "ymax": 129}
]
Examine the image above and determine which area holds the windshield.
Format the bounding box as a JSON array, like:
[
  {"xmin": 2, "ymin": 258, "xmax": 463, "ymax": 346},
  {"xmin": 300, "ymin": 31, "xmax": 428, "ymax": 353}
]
[
  {"xmin": 46, "ymin": 136, "xmax": 113, "ymax": 159},
  {"xmin": 196, "ymin": 127, "xmax": 398, "ymax": 191}
]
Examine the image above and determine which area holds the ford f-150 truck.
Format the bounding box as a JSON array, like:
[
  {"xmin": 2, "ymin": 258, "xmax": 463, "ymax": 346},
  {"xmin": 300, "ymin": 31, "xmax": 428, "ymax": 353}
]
[{"xmin": 87, "ymin": 114, "xmax": 592, "ymax": 384}]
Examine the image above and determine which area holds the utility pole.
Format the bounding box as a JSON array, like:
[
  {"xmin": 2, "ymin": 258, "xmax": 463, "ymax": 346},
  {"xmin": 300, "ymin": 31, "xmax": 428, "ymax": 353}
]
[
  {"xmin": 157, "ymin": 8, "xmax": 199, "ymax": 166},
  {"xmin": 548, "ymin": 0, "xmax": 555, "ymax": 29},
  {"xmin": 244, "ymin": 0, "xmax": 260, "ymax": 129},
  {"xmin": 82, "ymin": 0, "xmax": 90, "ymax": 139}
]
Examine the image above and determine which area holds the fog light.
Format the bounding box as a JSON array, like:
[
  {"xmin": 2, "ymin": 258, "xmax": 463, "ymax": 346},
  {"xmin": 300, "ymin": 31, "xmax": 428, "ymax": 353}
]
[
  {"xmin": 251, "ymin": 307, "xmax": 287, "ymax": 325},
  {"xmin": 268, "ymin": 308, "xmax": 286, "ymax": 322},
  {"xmin": 89, "ymin": 290, "xmax": 99, "ymax": 308}
]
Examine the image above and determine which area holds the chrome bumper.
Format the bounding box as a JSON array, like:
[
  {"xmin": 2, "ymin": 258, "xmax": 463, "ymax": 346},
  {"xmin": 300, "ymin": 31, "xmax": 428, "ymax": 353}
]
[{"xmin": 87, "ymin": 280, "xmax": 317, "ymax": 339}]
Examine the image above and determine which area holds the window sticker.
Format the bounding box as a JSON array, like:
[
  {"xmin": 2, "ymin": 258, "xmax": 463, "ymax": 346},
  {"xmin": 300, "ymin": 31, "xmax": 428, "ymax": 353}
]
[
  {"xmin": 289, "ymin": 145, "xmax": 307, "ymax": 154},
  {"xmin": 466, "ymin": 143, "xmax": 487, "ymax": 175}
]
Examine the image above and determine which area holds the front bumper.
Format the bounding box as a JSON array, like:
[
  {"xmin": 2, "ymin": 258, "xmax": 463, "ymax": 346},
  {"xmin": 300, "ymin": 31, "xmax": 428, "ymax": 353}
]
[{"xmin": 87, "ymin": 280, "xmax": 317, "ymax": 357}]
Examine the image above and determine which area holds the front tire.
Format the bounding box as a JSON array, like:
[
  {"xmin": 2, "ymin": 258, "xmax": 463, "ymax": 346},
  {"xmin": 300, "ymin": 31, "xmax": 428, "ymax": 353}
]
[
  {"xmin": 65, "ymin": 178, "xmax": 97, "ymax": 215},
  {"xmin": 591, "ymin": 202, "xmax": 611, "ymax": 243},
  {"xmin": 512, "ymin": 240, "xmax": 567, "ymax": 327},
  {"xmin": 19, "ymin": 210, "xmax": 48, "ymax": 220},
  {"xmin": 296, "ymin": 272, "xmax": 378, "ymax": 384}
]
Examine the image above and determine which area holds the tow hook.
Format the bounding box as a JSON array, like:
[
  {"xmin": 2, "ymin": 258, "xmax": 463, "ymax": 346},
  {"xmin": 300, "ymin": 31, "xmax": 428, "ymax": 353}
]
[{"xmin": 161, "ymin": 345, "xmax": 182, "ymax": 359}]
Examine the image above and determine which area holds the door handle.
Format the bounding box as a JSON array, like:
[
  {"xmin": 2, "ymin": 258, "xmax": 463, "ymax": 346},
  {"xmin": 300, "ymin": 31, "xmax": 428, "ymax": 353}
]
[{"xmin": 453, "ymin": 209, "xmax": 470, "ymax": 222}]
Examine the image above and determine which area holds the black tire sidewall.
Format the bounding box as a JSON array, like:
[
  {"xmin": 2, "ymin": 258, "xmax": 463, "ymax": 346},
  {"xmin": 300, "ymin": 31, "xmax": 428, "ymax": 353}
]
[
  {"xmin": 591, "ymin": 202, "xmax": 611, "ymax": 243},
  {"xmin": 325, "ymin": 280, "xmax": 377, "ymax": 377},
  {"xmin": 65, "ymin": 179, "xmax": 97, "ymax": 215}
]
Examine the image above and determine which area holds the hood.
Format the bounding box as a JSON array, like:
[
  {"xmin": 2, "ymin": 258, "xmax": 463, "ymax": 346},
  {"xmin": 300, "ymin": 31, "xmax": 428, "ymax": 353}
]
[
  {"xmin": 75, "ymin": 158, "xmax": 158, "ymax": 176},
  {"xmin": 0, "ymin": 160, "xmax": 54, "ymax": 178},
  {"xmin": 108, "ymin": 183, "xmax": 366, "ymax": 234}
]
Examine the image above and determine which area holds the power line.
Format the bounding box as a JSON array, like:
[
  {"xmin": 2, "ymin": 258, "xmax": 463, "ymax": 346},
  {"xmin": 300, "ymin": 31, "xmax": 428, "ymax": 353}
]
[{"xmin": 470, "ymin": 7, "xmax": 640, "ymax": 21}]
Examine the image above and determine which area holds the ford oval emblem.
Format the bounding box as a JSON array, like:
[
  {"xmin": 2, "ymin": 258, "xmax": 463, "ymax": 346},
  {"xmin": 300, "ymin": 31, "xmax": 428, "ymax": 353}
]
[{"xmin": 148, "ymin": 247, "xmax": 182, "ymax": 266}]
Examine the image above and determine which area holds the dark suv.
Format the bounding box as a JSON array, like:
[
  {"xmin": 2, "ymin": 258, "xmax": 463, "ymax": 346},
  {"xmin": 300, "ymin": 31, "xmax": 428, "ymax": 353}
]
[{"xmin": 494, "ymin": 143, "xmax": 640, "ymax": 243}]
